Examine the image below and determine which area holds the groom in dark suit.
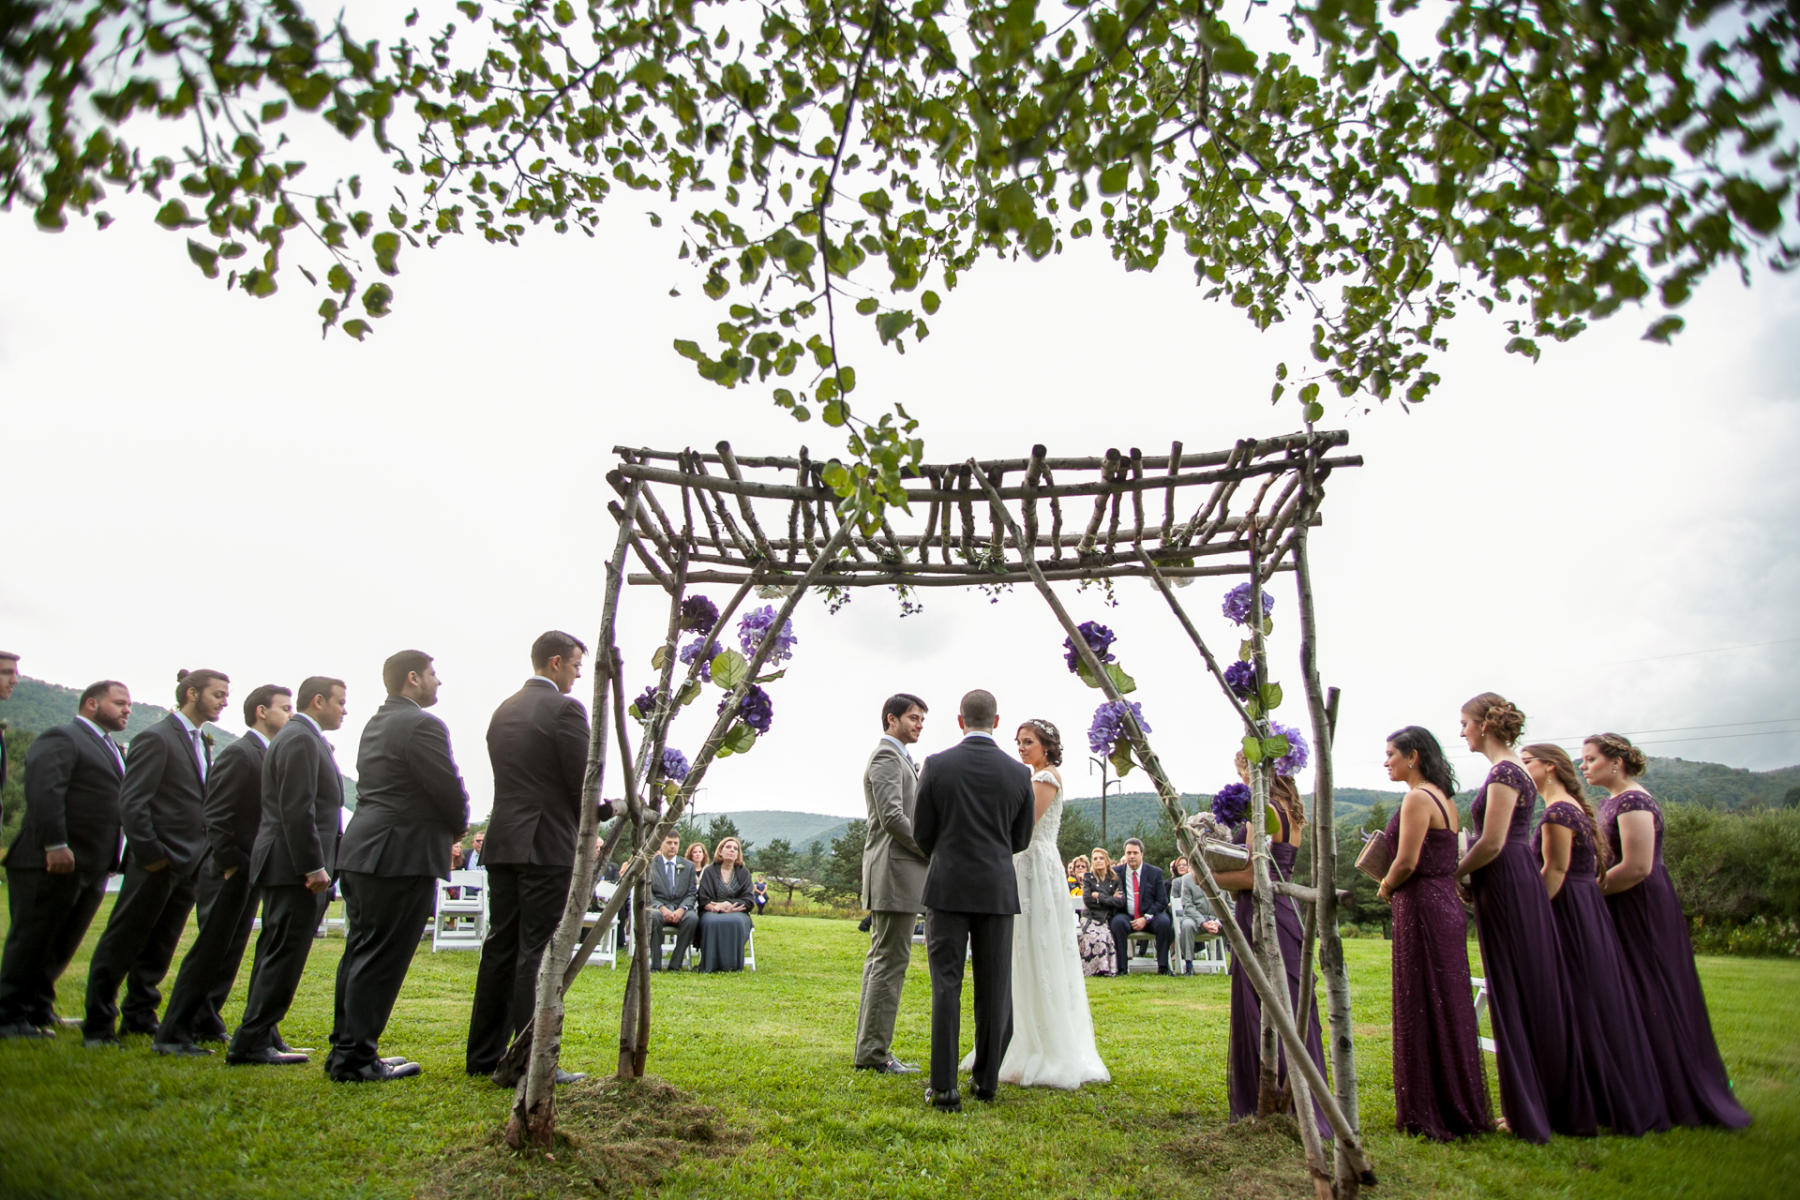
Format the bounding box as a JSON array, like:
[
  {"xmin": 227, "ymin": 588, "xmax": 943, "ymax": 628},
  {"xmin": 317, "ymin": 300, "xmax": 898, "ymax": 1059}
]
[
  {"xmin": 84, "ymin": 668, "xmax": 230, "ymax": 1044},
  {"xmin": 0, "ymin": 681, "xmax": 131, "ymax": 1038},
  {"xmin": 913, "ymin": 689, "xmax": 1034, "ymax": 1112}
]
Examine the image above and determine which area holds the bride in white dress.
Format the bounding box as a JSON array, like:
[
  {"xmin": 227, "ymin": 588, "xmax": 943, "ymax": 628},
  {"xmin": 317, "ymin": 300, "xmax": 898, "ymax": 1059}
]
[{"xmin": 964, "ymin": 718, "xmax": 1110, "ymax": 1089}]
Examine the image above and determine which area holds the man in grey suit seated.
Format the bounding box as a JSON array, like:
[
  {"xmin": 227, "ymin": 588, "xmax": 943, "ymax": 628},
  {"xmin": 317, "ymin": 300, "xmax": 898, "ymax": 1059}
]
[
  {"xmin": 1171, "ymin": 856, "xmax": 1223, "ymax": 975},
  {"xmin": 647, "ymin": 832, "xmax": 698, "ymax": 970}
]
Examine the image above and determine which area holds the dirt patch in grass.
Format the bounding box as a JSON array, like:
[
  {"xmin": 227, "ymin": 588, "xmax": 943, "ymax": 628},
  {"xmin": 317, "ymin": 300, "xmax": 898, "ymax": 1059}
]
[
  {"xmin": 419, "ymin": 1075, "xmax": 750, "ymax": 1199},
  {"xmin": 1160, "ymin": 1112, "xmax": 1321, "ymax": 1200}
]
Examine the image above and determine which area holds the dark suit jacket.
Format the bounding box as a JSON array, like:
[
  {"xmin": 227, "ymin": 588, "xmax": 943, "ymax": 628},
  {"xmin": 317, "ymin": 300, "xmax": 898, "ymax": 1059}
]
[
  {"xmin": 648, "ymin": 854, "xmax": 698, "ymax": 915},
  {"xmin": 1113, "ymin": 861, "xmax": 1169, "ymax": 921},
  {"xmin": 204, "ymin": 733, "xmax": 267, "ymax": 876},
  {"xmin": 119, "ymin": 713, "xmax": 211, "ymax": 874},
  {"xmin": 1082, "ymin": 869, "xmax": 1125, "ymax": 917},
  {"xmin": 11, "ymin": 721, "xmax": 125, "ymax": 873},
  {"xmin": 483, "ymin": 677, "xmax": 606, "ymax": 870},
  {"xmin": 913, "ymin": 732, "xmax": 1034, "ymax": 914},
  {"xmin": 250, "ymin": 718, "xmax": 343, "ymax": 886},
  {"xmin": 339, "ymin": 696, "xmax": 470, "ymax": 880}
]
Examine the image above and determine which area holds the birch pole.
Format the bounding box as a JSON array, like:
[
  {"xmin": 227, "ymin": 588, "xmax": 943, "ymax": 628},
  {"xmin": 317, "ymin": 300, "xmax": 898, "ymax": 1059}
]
[
  {"xmin": 506, "ymin": 487, "xmax": 639, "ymax": 1148},
  {"xmin": 969, "ymin": 465, "xmax": 1364, "ymax": 1190}
]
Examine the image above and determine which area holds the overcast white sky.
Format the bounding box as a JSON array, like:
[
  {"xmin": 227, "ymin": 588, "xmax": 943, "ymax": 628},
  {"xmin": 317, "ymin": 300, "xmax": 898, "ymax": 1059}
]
[{"xmin": 4, "ymin": 12, "xmax": 1797, "ymax": 823}]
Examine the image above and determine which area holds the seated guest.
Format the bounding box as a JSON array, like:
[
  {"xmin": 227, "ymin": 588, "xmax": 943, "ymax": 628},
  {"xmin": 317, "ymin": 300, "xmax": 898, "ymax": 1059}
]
[
  {"xmin": 751, "ymin": 875, "xmax": 769, "ymax": 915},
  {"xmin": 685, "ymin": 841, "xmax": 710, "ymax": 874},
  {"xmin": 1171, "ymin": 856, "xmax": 1223, "ymax": 975},
  {"xmin": 696, "ymin": 837, "xmax": 754, "ymax": 972},
  {"xmin": 1078, "ymin": 847, "xmax": 1121, "ymax": 977},
  {"xmin": 1110, "ymin": 838, "xmax": 1173, "ymax": 974},
  {"xmin": 1067, "ymin": 855, "xmax": 1090, "ymax": 897},
  {"xmin": 647, "ymin": 833, "xmax": 698, "ymax": 970}
]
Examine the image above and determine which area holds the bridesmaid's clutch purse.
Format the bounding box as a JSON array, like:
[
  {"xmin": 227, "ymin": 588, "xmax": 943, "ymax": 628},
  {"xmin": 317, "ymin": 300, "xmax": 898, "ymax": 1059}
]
[{"xmin": 1354, "ymin": 831, "xmax": 1393, "ymax": 881}]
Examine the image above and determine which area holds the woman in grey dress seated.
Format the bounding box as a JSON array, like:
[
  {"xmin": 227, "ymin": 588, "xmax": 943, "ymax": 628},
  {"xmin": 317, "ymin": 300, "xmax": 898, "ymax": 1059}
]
[
  {"xmin": 1170, "ymin": 856, "xmax": 1222, "ymax": 975},
  {"xmin": 695, "ymin": 836, "xmax": 755, "ymax": 972}
]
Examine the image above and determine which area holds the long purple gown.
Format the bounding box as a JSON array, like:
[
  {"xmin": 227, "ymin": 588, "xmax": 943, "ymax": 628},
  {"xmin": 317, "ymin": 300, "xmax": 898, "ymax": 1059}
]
[
  {"xmin": 1533, "ymin": 802, "xmax": 1670, "ymax": 1135},
  {"xmin": 1599, "ymin": 790, "xmax": 1751, "ymax": 1129},
  {"xmin": 1228, "ymin": 810, "xmax": 1331, "ymax": 1138},
  {"xmin": 1385, "ymin": 794, "xmax": 1493, "ymax": 1140},
  {"xmin": 1469, "ymin": 760, "xmax": 1596, "ymax": 1143}
]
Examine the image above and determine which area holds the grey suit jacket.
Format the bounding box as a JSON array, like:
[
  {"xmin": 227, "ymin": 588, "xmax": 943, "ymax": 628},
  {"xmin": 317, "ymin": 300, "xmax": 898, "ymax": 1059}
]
[
  {"xmin": 1172, "ymin": 872, "xmax": 1215, "ymax": 921},
  {"xmin": 647, "ymin": 854, "xmax": 697, "ymax": 916},
  {"xmin": 860, "ymin": 739, "xmax": 925, "ymax": 913}
]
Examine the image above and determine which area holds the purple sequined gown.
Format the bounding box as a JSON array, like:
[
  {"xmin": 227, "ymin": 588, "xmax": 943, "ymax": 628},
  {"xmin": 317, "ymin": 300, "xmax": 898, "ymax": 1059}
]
[
  {"xmin": 1469, "ymin": 761, "xmax": 1596, "ymax": 1142},
  {"xmin": 1385, "ymin": 795, "xmax": 1493, "ymax": 1140},
  {"xmin": 1228, "ymin": 811, "xmax": 1331, "ymax": 1138},
  {"xmin": 1533, "ymin": 803, "xmax": 1670, "ymax": 1135},
  {"xmin": 1599, "ymin": 790, "xmax": 1751, "ymax": 1129}
]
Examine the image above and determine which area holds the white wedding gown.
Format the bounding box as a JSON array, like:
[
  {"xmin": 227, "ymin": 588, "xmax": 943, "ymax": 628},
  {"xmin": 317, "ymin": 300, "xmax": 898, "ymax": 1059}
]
[{"xmin": 963, "ymin": 769, "xmax": 1110, "ymax": 1088}]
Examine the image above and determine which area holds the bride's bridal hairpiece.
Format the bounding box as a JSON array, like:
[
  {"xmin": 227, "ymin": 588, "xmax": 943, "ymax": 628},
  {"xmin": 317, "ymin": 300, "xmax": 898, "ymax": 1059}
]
[{"xmin": 1025, "ymin": 718, "xmax": 1060, "ymax": 740}]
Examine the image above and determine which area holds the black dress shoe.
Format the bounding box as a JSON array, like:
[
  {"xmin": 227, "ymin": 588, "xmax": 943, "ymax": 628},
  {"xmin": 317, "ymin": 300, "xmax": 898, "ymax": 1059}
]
[
  {"xmin": 120, "ymin": 1022, "xmax": 160, "ymax": 1038},
  {"xmin": 194, "ymin": 1030, "xmax": 228, "ymax": 1045},
  {"xmin": 926, "ymin": 1087, "xmax": 962, "ymax": 1112},
  {"xmin": 1156, "ymin": 966, "xmax": 1174, "ymax": 976},
  {"xmin": 555, "ymin": 1068, "xmax": 586, "ymax": 1086},
  {"xmin": 83, "ymin": 1035, "xmax": 123, "ymax": 1049},
  {"xmin": 856, "ymin": 1058, "xmax": 921, "ymax": 1075},
  {"xmin": 0, "ymin": 1022, "xmax": 55, "ymax": 1040},
  {"xmin": 153, "ymin": 1041, "xmax": 214, "ymax": 1057},
  {"xmin": 329, "ymin": 1059, "xmax": 422, "ymax": 1083},
  {"xmin": 226, "ymin": 1047, "xmax": 309, "ymax": 1066},
  {"xmin": 972, "ymin": 1086, "xmax": 996, "ymax": 1102},
  {"xmin": 380, "ymin": 1055, "xmax": 411, "ymax": 1067},
  {"xmin": 274, "ymin": 1036, "xmax": 316, "ymax": 1054}
]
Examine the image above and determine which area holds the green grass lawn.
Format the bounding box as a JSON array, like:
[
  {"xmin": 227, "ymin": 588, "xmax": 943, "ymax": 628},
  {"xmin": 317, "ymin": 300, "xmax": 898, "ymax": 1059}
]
[{"xmin": 0, "ymin": 904, "xmax": 1795, "ymax": 1199}]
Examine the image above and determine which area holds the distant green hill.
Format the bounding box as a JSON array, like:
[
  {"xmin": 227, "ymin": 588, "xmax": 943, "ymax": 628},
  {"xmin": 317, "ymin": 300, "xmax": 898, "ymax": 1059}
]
[{"xmin": 717, "ymin": 810, "xmax": 861, "ymax": 851}]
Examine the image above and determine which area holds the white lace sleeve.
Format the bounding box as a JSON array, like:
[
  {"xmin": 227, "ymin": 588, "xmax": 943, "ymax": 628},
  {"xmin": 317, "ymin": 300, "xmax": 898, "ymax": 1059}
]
[{"xmin": 1031, "ymin": 769, "xmax": 1058, "ymax": 786}]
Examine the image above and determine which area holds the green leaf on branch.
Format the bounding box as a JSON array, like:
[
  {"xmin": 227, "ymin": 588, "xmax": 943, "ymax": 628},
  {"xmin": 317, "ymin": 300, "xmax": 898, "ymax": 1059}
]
[
  {"xmin": 1244, "ymin": 698, "xmax": 1262, "ymax": 721},
  {"xmin": 677, "ymin": 681, "xmax": 702, "ymax": 706},
  {"xmin": 1265, "ymin": 806, "xmax": 1283, "ymax": 838},
  {"xmin": 651, "ymin": 645, "xmax": 669, "ymax": 670},
  {"xmin": 1104, "ymin": 663, "xmax": 1136, "ymax": 695},
  {"xmin": 1109, "ymin": 742, "xmax": 1135, "ymax": 778},
  {"xmin": 1241, "ymin": 735, "xmax": 1264, "ymax": 764},
  {"xmin": 1259, "ymin": 682, "xmax": 1283, "ymax": 711},
  {"xmin": 1261, "ymin": 734, "xmax": 1290, "ymax": 761},
  {"xmin": 1074, "ymin": 658, "xmax": 1103, "ymax": 689},
  {"xmin": 1239, "ymin": 640, "xmax": 1254, "ymax": 662},
  {"xmin": 711, "ymin": 649, "xmax": 749, "ymax": 689},
  {"xmin": 723, "ymin": 722, "xmax": 758, "ymax": 755}
]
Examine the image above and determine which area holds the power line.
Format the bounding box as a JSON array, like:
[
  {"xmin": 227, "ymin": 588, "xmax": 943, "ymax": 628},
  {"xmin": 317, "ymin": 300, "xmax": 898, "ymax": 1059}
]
[
  {"xmin": 1605, "ymin": 636, "xmax": 1800, "ymax": 665},
  {"xmin": 1537, "ymin": 717, "xmax": 1800, "ymax": 741}
]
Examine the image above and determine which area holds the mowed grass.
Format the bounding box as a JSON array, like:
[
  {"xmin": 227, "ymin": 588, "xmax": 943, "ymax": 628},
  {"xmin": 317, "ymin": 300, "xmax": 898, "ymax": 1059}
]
[{"xmin": 0, "ymin": 901, "xmax": 1796, "ymax": 1200}]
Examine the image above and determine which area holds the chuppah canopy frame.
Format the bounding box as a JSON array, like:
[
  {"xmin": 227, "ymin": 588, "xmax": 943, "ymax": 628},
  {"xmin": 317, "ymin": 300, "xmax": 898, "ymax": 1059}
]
[{"xmin": 514, "ymin": 429, "xmax": 1370, "ymax": 1196}]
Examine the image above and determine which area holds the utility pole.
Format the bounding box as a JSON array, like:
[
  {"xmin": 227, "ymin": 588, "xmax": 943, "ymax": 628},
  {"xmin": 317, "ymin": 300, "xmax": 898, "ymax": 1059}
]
[{"xmin": 1088, "ymin": 755, "xmax": 1123, "ymax": 844}]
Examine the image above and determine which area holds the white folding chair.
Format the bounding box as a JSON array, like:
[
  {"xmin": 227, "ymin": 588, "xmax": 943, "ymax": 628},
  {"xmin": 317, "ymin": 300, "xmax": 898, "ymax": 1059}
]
[
  {"xmin": 743, "ymin": 925, "xmax": 757, "ymax": 971},
  {"xmin": 432, "ymin": 869, "xmax": 488, "ymax": 951},
  {"xmin": 575, "ymin": 880, "xmax": 619, "ymax": 968},
  {"xmin": 1470, "ymin": 976, "xmax": 1496, "ymax": 1053}
]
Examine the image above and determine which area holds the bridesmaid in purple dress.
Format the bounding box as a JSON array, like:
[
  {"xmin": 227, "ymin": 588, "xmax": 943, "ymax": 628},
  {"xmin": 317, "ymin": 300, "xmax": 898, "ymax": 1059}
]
[
  {"xmin": 1454, "ymin": 692, "xmax": 1595, "ymax": 1143},
  {"xmin": 1522, "ymin": 743, "xmax": 1669, "ymax": 1135},
  {"xmin": 1584, "ymin": 733, "xmax": 1752, "ymax": 1129},
  {"xmin": 1375, "ymin": 726, "xmax": 1492, "ymax": 1141},
  {"xmin": 1216, "ymin": 754, "xmax": 1331, "ymax": 1138}
]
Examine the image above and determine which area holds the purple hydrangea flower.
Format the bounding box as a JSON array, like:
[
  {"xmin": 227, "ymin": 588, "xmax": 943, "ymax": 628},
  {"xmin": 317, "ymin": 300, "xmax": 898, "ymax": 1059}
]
[
  {"xmin": 1270, "ymin": 721, "xmax": 1310, "ymax": 777},
  {"xmin": 738, "ymin": 605, "xmax": 798, "ymax": 665},
  {"xmin": 1062, "ymin": 620, "xmax": 1118, "ymax": 673},
  {"xmin": 660, "ymin": 748, "xmax": 691, "ymax": 784},
  {"xmin": 1224, "ymin": 659, "xmax": 1257, "ymax": 699},
  {"xmin": 678, "ymin": 636, "xmax": 720, "ymax": 682},
  {"xmin": 680, "ymin": 595, "xmax": 720, "ymax": 634},
  {"xmin": 1087, "ymin": 699, "xmax": 1150, "ymax": 756},
  {"xmin": 719, "ymin": 684, "xmax": 775, "ymax": 735},
  {"xmin": 1222, "ymin": 582, "xmax": 1275, "ymax": 626},
  {"xmin": 632, "ymin": 685, "xmax": 659, "ymax": 719},
  {"xmin": 1211, "ymin": 782, "xmax": 1251, "ymax": 826}
]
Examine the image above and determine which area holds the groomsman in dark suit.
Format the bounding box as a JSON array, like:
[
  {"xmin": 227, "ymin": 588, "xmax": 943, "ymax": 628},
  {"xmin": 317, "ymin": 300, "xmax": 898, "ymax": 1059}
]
[
  {"xmin": 0, "ymin": 652, "xmax": 19, "ymax": 795},
  {"xmin": 913, "ymin": 689, "xmax": 1034, "ymax": 1111},
  {"xmin": 0, "ymin": 681, "xmax": 130, "ymax": 1038},
  {"xmin": 227, "ymin": 677, "xmax": 347, "ymax": 1066},
  {"xmin": 1110, "ymin": 837, "xmax": 1173, "ymax": 975},
  {"xmin": 326, "ymin": 651, "xmax": 469, "ymax": 1082},
  {"xmin": 84, "ymin": 668, "xmax": 229, "ymax": 1045},
  {"xmin": 154, "ymin": 684, "xmax": 292, "ymax": 1055},
  {"xmin": 466, "ymin": 630, "xmax": 612, "ymax": 1080}
]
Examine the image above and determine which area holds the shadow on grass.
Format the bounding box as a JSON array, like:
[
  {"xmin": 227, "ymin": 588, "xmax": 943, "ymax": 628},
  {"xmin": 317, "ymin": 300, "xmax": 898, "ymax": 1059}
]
[{"xmin": 418, "ymin": 1075, "xmax": 749, "ymax": 1199}]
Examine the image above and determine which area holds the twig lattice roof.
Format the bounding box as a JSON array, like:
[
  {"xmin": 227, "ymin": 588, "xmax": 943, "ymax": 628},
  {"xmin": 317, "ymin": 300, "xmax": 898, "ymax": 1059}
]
[{"xmin": 608, "ymin": 430, "xmax": 1360, "ymax": 589}]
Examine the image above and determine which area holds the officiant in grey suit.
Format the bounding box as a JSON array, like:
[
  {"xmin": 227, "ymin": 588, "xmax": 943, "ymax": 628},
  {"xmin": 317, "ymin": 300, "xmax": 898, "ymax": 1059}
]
[
  {"xmin": 852, "ymin": 693, "xmax": 929, "ymax": 1076},
  {"xmin": 913, "ymin": 689, "xmax": 1034, "ymax": 1112}
]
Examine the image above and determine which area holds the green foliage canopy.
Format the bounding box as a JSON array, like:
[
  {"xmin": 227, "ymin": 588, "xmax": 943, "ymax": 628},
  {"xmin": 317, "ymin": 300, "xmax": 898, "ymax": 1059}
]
[{"xmin": 7, "ymin": 2, "xmax": 1797, "ymax": 518}]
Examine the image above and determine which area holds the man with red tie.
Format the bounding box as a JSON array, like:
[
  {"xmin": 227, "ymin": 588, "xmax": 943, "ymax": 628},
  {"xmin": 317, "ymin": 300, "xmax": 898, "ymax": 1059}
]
[{"xmin": 1109, "ymin": 837, "xmax": 1173, "ymax": 976}]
